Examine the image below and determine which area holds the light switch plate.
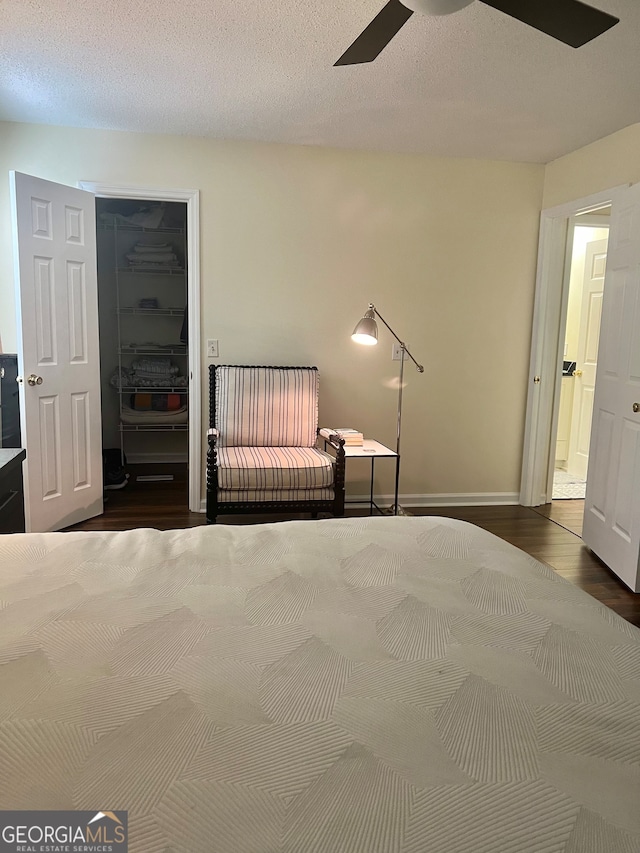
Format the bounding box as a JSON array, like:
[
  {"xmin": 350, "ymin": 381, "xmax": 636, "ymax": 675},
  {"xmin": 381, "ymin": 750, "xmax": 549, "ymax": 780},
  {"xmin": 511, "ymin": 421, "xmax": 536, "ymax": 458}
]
[{"xmin": 207, "ymin": 339, "xmax": 219, "ymax": 358}]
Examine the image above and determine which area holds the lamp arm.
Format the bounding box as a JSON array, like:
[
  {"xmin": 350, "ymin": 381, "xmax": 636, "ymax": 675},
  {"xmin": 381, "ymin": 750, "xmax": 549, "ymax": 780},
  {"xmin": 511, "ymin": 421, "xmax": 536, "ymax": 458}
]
[{"xmin": 371, "ymin": 305, "xmax": 425, "ymax": 373}]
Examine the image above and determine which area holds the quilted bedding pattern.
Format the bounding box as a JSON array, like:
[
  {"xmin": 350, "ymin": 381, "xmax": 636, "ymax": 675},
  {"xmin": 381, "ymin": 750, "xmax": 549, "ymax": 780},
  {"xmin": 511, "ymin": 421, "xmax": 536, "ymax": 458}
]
[{"xmin": 1, "ymin": 516, "xmax": 639, "ymax": 852}]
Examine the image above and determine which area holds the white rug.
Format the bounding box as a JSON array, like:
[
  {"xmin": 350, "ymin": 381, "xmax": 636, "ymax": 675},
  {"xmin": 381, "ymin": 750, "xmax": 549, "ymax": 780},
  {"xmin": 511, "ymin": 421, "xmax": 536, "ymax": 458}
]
[{"xmin": 553, "ymin": 469, "xmax": 586, "ymax": 500}]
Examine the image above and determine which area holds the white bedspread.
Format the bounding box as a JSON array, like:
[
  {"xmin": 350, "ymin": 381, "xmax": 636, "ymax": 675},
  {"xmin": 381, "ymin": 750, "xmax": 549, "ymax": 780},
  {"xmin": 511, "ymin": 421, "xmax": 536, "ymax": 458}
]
[{"xmin": 1, "ymin": 516, "xmax": 639, "ymax": 852}]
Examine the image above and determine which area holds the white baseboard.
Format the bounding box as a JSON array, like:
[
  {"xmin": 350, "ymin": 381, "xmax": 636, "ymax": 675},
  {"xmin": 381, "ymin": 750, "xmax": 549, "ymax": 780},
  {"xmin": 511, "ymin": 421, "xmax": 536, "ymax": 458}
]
[
  {"xmin": 348, "ymin": 492, "xmax": 521, "ymax": 508},
  {"xmin": 127, "ymin": 453, "xmax": 188, "ymax": 464},
  {"xmin": 198, "ymin": 493, "xmax": 520, "ymax": 513}
]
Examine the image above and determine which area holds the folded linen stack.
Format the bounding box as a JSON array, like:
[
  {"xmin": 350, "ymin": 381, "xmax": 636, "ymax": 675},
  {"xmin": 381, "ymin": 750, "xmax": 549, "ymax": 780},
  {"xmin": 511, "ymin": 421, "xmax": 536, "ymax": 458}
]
[
  {"xmin": 131, "ymin": 356, "xmax": 179, "ymax": 385},
  {"xmin": 110, "ymin": 367, "xmax": 187, "ymax": 389},
  {"xmin": 120, "ymin": 404, "xmax": 188, "ymax": 425},
  {"xmin": 110, "ymin": 360, "xmax": 188, "ymax": 390},
  {"xmin": 100, "ymin": 206, "xmax": 165, "ymax": 230},
  {"xmin": 125, "ymin": 241, "xmax": 182, "ymax": 271}
]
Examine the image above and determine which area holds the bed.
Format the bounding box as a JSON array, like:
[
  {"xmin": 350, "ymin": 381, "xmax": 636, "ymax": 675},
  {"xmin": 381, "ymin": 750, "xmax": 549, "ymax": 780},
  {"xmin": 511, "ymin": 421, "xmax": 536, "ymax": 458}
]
[{"xmin": 1, "ymin": 516, "xmax": 639, "ymax": 852}]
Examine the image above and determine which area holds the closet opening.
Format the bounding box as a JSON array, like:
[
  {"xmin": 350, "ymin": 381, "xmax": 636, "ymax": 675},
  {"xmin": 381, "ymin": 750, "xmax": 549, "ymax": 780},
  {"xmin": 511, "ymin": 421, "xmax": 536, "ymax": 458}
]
[{"xmin": 96, "ymin": 197, "xmax": 189, "ymax": 508}]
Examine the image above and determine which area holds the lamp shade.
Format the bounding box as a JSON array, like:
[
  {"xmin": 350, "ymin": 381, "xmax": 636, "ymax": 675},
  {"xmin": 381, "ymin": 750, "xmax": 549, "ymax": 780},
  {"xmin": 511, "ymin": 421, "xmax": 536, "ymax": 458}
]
[{"xmin": 351, "ymin": 308, "xmax": 378, "ymax": 345}]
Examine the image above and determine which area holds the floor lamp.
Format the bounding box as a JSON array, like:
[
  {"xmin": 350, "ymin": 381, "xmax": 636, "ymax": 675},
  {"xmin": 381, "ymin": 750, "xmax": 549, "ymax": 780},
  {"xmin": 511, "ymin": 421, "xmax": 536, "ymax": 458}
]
[{"xmin": 351, "ymin": 303, "xmax": 424, "ymax": 516}]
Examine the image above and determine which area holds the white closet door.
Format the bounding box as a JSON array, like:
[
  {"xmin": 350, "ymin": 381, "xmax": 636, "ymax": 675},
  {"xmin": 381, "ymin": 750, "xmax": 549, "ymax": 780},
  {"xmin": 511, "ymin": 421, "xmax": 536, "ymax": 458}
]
[{"xmin": 11, "ymin": 171, "xmax": 103, "ymax": 532}]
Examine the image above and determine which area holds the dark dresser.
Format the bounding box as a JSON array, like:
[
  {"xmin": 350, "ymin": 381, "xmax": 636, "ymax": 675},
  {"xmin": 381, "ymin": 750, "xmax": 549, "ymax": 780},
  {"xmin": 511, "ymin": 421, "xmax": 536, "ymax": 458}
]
[
  {"xmin": 0, "ymin": 354, "xmax": 21, "ymax": 448},
  {"xmin": 0, "ymin": 448, "xmax": 26, "ymax": 533}
]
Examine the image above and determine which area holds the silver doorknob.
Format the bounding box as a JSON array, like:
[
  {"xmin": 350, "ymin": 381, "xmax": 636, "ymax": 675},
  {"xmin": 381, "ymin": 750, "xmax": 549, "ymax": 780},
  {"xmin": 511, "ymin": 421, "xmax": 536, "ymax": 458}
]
[
  {"xmin": 634, "ymin": 403, "xmax": 640, "ymax": 413},
  {"xmin": 27, "ymin": 374, "xmax": 43, "ymax": 386}
]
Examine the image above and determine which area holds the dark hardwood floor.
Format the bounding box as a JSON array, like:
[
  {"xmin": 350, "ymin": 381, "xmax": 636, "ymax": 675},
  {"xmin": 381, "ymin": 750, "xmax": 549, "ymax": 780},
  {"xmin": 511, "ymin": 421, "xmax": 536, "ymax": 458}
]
[
  {"xmin": 76, "ymin": 464, "xmax": 205, "ymax": 531},
  {"xmin": 532, "ymin": 498, "xmax": 584, "ymax": 537},
  {"xmin": 67, "ymin": 469, "xmax": 640, "ymax": 627}
]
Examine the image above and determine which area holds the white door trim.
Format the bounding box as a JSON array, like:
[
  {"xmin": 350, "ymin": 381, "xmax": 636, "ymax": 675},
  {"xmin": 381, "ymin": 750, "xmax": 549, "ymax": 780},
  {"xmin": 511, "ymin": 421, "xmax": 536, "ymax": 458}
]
[
  {"xmin": 78, "ymin": 181, "xmax": 202, "ymax": 513},
  {"xmin": 519, "ymin": 185, "xmax": 627, "ymax": 507},
  {"xmin": 573, "ymin": 214, "xmax": 613, "ymax": 229}
]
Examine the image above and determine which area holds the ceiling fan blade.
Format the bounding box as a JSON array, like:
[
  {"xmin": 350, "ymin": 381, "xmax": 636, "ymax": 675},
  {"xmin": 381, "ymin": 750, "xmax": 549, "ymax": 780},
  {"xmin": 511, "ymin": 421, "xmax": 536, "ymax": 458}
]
[
  {"xmin": 480, "ymin": 0, "xmax": 619, "ymax": 47},
  {"xmin": 335, "ymin": 0, "xmax": 414, "ymax": 66}
]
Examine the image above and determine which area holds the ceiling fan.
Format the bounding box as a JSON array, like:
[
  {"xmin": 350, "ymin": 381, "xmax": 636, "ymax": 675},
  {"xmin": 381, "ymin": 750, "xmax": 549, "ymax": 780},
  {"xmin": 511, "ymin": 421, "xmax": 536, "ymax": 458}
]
[{"xmin": 335, "ymin": 0, "xmax": 619, "ymax": 65}]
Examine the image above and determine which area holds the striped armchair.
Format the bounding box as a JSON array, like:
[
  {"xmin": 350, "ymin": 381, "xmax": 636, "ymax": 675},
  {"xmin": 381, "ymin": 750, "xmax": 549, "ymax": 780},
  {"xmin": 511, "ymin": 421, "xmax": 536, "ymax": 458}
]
[{"xmin": 206, "ymin": 365, "xmax": 346, "ymax": 523}]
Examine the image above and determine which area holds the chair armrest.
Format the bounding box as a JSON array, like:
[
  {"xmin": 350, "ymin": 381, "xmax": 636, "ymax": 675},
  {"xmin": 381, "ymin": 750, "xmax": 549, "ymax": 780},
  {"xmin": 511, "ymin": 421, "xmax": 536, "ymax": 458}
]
[
  {"xmin": 325, "ymin": 435, "xmax": 345, "ymax": 453},
  {"xmin": 318, "ymin": 427, "xmax": 345, "ymax": 452}
]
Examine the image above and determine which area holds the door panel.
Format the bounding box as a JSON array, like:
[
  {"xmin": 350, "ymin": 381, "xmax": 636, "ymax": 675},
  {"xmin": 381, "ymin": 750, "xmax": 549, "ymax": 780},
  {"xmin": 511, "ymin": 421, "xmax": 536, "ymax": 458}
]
[
  {"xmin": 587, "ymin": 407, "xmax": 613, "ymax": 521},
  {"xmin": 34, "ymin": 256, "xmax": 57, "ymax": 364},
  {"xmin": 576, "ymin": 386, "xmax": 594, "ymax": 457},
  {"xmin": 11, "ymin": 171, "xmax": 102, "ymax": 532},
  {"xmin": 567, "ymin": 237, "xmax": 607, "ymax": 480},
  {"xmin": 71, "ymin": 391, "xmax": 91, "ymax": 489},
  {"xmin": 40, "ymin": 395, "xmax": 62, "ymax": 499},
  {"xmin": 65, "ymin": 204, "xmax": 85, "ymax": 244},
  {"xmin": 584, "ymin": 292, "xmax": 602, "ymax": 364},
  {"xmin": 583, "ymin": 183, "xmax": 640, "ymax": 591},
  {"xmin": 612, "ymin": 420, "xmax": 640, "ymax": 542},
  {"xmin": 68, "ymin": 261, "xmax": 89, "ymax": 363}
]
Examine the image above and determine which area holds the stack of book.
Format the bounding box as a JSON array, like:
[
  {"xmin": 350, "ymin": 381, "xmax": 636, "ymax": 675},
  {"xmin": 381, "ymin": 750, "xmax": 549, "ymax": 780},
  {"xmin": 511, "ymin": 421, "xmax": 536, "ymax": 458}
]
[{"xmin": 320, "ymin": 427, "xmax": 364, "ymax": 446}]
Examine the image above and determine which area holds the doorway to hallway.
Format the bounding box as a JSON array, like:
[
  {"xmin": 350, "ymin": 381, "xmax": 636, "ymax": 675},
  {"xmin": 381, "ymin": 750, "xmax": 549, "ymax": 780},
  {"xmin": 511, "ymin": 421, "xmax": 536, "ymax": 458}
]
[{"xmin": 551, "ymin": 213, "xmax": 609, "ymax": 521}]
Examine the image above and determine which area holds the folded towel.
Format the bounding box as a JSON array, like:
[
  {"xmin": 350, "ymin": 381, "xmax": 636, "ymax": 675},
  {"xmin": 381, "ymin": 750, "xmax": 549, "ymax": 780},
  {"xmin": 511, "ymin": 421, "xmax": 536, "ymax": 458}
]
[
  {"xmin": 120, "ymin": 405, "xmax": 188, "ymax": 425},
  {"xmin": 130, "ymin": 393, "xmax": 153, "ymax": 411},
  {"xmin": 127, "ymin": 262, "xmax": 179, "ymax": 269},
  {"xmin": 110, "ymin": 367, "xmax": 188, "ymax": 389},
  {"xmin": 131, "ymin": 357, "xmax": 174, "ymax": 372},
  {"xmin": 134, "ymin": 243, "xmax": 172, "ymax": 252},
  {"xmin": 132, "ymin": 368, "xmax": 176, "ymax": 376},
  {"xmin": 126, "ymin": 252, "xmax": 178, "ymax": 264},
  {"xmin": 129, "ymin": 393, "xmax": 183, "ymax": 412},
  {"xmin": 132, "ymin": 374, "xmax": 176, "ymax": 384},
  {"xmin": 100, "ymin": 207, "xmax": 165, "ymax": 229}
]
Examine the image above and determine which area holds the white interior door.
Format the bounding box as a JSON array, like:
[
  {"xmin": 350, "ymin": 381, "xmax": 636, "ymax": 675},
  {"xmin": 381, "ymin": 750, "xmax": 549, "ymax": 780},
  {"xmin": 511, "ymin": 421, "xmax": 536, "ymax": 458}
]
[
  {"xmin": 10, "ymin": 172, "xmax": 103, "ymax": 532},
  {"xmin": 583, "ymin": 183, "xmax": 640, "ymax": 592},
  {"xmin": 567, "ymin": 237, "xmax": 608, "ymax": 480}
]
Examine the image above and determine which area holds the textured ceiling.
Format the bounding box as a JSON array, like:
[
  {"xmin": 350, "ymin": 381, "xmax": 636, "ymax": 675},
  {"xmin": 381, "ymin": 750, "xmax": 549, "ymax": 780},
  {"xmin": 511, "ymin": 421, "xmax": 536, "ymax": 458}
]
[{"xmin": 1, "ymin": 0, "xmax": 639, "ymax": 163}]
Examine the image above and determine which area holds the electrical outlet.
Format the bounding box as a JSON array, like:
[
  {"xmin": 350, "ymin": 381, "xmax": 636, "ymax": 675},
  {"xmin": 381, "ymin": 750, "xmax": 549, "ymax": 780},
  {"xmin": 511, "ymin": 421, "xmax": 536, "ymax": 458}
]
[
  {"xmin": 392, "ymin": 343, "xmax": 408, "ymax": 361},
  {"xmin": 207, "ymin": 339, "xmax": 219, "ymax": 358}
]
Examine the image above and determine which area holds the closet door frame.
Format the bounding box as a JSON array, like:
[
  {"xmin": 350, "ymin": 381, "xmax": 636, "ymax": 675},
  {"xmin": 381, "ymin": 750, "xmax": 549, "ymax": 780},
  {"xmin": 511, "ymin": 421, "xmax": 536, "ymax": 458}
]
[{"xmin": 79, "ymin": 181, "xmax": 201, "ymax": 513}]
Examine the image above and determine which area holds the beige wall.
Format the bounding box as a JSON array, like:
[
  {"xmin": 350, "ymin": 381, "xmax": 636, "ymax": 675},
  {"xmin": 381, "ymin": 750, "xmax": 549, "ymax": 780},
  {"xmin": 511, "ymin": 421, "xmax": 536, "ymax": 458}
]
[
  {"xmin": 543, "ymin": 123, "xmax": 640, "ymax": 209},
  {"xmin": 0, "ymin": 121, "xmax": 544, "ymax": 501}
]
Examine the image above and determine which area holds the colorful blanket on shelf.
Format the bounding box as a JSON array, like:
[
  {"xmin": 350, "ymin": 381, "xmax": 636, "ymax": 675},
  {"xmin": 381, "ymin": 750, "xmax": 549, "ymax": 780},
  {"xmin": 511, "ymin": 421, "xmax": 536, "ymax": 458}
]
[{"xmin": 128, "ymin": 393, "xmax": 183, "ymax": 412}]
